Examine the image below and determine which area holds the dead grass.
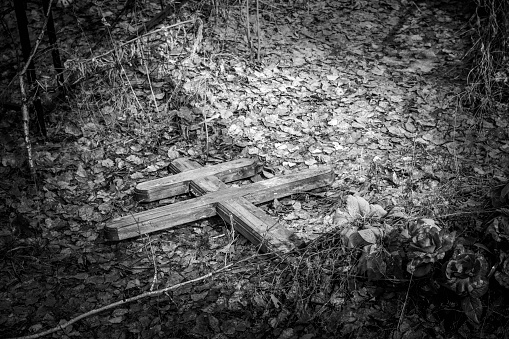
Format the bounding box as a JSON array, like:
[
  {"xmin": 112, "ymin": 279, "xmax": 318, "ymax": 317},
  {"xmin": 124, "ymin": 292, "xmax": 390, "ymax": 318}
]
[{"xmin": 462, "ymin": 0, "xmax": 509, "ymax": 116}]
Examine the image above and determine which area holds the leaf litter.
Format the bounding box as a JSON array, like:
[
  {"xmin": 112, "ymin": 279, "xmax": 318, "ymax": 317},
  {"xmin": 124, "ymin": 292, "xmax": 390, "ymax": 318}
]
[{"xmin": 1, "ymin": 0, "xmax": 509, "ymax": 338}]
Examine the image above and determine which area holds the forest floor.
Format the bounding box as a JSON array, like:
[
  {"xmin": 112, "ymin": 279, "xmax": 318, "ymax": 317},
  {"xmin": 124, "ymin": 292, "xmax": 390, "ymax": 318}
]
[{"xmin": 1, "ymin": 0, "xmax": 508, "ymax": 338}]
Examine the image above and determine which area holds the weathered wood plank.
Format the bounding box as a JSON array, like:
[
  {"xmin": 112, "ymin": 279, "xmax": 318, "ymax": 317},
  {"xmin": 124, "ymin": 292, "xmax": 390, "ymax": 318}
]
[
  {"xmin": 216, "ymin": 197, "xmax": 298, "ymax": 253},
  {"xmin": 104, "ymin": 167, "xmax": 333, "ymax": 241},
  {"xmin": 243, "ymin": 169, "xmax": 334, "ymax": 203},
  {"xmin": 134, "ymin": 158, "xmax": 261, "ymax": 202},
  {"xmin": 190, "ymin": 175, "xmax": 228, "ymax": 195},
  {"xmin": 107, "ymin": 203, "xmax": 219, "ymax": 240},
  {"xmin": 168, "ymin": 158, "xmax": 202, "ymax": 172},
  {"xmin": 170, "ymin": 158, "xmax": 299, "ymax": 252},
  {"xmin": 169, "ymin": 158, "xmax": 228, "ymax": 194}
]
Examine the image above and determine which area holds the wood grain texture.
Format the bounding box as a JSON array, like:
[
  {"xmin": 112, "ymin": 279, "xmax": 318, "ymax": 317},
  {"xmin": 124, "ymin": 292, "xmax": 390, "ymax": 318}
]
[
  {"xmin": 134, "ymin": 158, "xmax": 261, "ymax": 202},
  {"xmin": 104, "ymin": 167, "xmax": 333, "ymax": 241},
  {"xmin": 216, "ymin": 197, "xmax": 296, "ymax": 253},
  {"xmin": 167, "ymin": 158, "xmax": 297, "ymax": 252}
]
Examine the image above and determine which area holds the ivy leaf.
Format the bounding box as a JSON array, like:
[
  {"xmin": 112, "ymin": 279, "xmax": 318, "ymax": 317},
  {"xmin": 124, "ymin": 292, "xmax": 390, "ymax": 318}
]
[{"xmin": 461, "ymin": 296, "xmax": 483, "ymax": 324}]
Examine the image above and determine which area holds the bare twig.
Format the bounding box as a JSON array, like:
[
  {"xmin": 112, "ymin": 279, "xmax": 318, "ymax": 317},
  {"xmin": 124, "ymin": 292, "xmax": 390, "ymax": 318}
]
[
  {"xmin": 19, "ymin": 80, "xmax": 36, "ymax": 181},
  {"xmin": 146, "ymin": 237, "xmax": 159, "ymax": 291},
  {"xmin": 202, "ymin": 108, "xmax": 209, "ymax": 157},
  {"xmin": 141, "ymin": 41, "xmax": 159, "ymax": 117},
  {"xmin": 396, "ymin": 268, "xmax": 413, "ymax": 332},
  {"xmin": 436, "ymin": 210, "xmax": 491, "ymax": 219}
]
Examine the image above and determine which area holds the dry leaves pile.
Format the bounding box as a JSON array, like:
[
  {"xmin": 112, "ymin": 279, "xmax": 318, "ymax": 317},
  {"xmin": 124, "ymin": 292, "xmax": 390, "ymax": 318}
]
[{"xmin": 1, "ymin": 0, "xmax": 508, "ymax": 338}]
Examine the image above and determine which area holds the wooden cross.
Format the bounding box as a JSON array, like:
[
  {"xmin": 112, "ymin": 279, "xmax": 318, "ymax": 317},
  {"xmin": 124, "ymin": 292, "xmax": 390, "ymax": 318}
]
[{"xmin": 104, "ymin": 158, "xmax": 333, "ymax": 252}]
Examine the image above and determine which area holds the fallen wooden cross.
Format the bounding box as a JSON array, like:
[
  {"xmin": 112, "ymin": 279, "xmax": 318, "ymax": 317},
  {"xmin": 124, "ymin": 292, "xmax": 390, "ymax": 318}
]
[{"xmin": 104, "ymin": 158, "xmax": 334, "ymax": 252}]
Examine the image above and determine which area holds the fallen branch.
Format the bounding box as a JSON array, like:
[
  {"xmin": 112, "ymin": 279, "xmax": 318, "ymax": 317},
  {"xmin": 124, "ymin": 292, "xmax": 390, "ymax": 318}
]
[{"xmin": 7, "ymin": 262, "xmax": 236, "ymax": 339}]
